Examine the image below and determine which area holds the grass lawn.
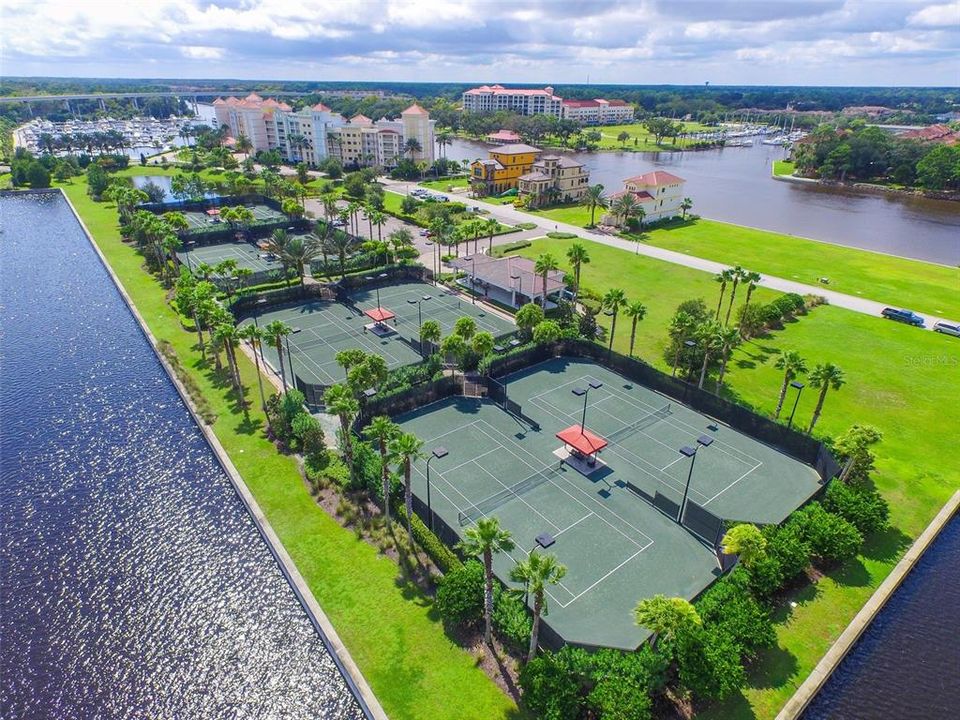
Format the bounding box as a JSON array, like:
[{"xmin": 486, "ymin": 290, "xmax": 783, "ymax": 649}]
[
  {"xmin": 419, "ymin": 177, "xmax": 470, "ymax": 191},
  {"xmin": 56, "ymin": 176, "xmax": 520, "ymax": 720},
  {"xmin": 523, "ymin": 203, "xmax": 596, "ymax": 228},
  {"xmin": 772, "ymin": 160, "xmax": 796, "ymax": 177},
  {"xmin": 636, "ymin": 219, "xmax": 960, "ymax": 319},
  {"xmin": 511, "ymin": 236, "xmax": 959, "ymax": 720},
  {"xmin": 383, "ymin": 189, "xmax": 516, "ymax": 238},
  {"xmin": 592, "ymin": 120, "xmax": 715, "ymax": 152}
]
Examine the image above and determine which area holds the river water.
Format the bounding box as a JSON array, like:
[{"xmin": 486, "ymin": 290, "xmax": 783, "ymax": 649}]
[
  {"xmin": 802, "ymin": 510, "xmax": 960, "ymax": 719},
  {"xmin": 445, "ymin": 138, "xmax": 960, "ymax": 265},
  {"xmin": 0, "ymin": 192, "xmax": 364, "ymax": 719}
]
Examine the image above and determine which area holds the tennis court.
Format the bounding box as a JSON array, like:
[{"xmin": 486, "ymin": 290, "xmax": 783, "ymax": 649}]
[
  {"xmin": 394, "ymin": 357, "xmax": 823, "ymax": 649},
  {"xmin": 245, "ymin": 280, "xmax": 516, "ymax": 388},
  {"xmin": 182, "ymin": 203, "xmax": 286, "ymax": 231},
  {"xmin": 177, "ymin": 239, "xmax": 286, "ymax": 274}
]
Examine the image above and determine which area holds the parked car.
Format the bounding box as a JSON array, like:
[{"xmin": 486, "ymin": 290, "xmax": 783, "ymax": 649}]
[
  {"xmin": 881, "ymin": 307, "xmax": 926, "ymax": 327},
  {"xmin": 933, "ymin": 320, "xmax": 960, "ymax": 337},
  {"xmin": 419, "ymin": 229, "xmax": 431, "ymax": 237}
]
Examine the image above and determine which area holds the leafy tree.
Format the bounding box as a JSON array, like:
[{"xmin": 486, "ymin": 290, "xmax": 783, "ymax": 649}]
[
  {"xmin": 695, "ymin": 574, "xmax": 775, "ymax": 660},
  {"xmin": 515, "ymin": 302, "xmax": 544, "ymax": 339},
  {"xmin": 25, "ymin": 160, "xmax": 51, "ymax": 188},
  {"xmin": 435, "ymin": 559, "xmax": 484, "ymax": 626},
  {"xmin": 457, "ymin": 517, "xmax": 515, "ymax": 645},
  {"xmin": 676, "ymin": 624, "xmax": 746, "ymax": 701},
  {"xmin": 774, "ymin": 350, "xmax": 808, "ymax": 419},
  {"xmin": 519, "ymin": 647, "xmax": 592, "ymax": 720},
  {"xmin": 833, "ymin": 424, "xmax": 883, "ymax": 484},
  {"xmin": 915, "ymin": 144, "xmax": 960, "ymax": 190},
  {"xmin": 792, "ymin": 502, "xmax": 863, "ymax": 563},
  {"xmin": 363, "ymin": 416, "xmax": 399, "ymax": 527},
  {"xmin": 807, "ymin": 362, "xmax": 846, "ymax": 433},
  {"xmin": 86, "ymin": 162, "xmax": 109, "ymax": 197},
  {"xmin": 823, "ymin": 481, "xmax": 890, "ymax": 535},
  {"xmin": 533, "ymin": 320, "xmax": 562, "ymax": 343},
  {"xmin": 510, "ymin": 552, "xmax": 567, "ymax": 660},
  {"xmin": 643, "ymin": 117, "xmax": 681, "ymax": 145},
  {"xmin": 722, "ymin": 524, "xmax": 767, "ymax": 568},
  {"xmin": 633, "ymin": 594, "xmax": 701, "ymax": 648},
  {"xmin": 292, "ymin": 413, "xmax": 326, "ymax": 463}
]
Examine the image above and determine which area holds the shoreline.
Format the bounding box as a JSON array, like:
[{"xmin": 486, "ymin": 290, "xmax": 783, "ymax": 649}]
[
  {"xmin": 55, "ymin": 188, "xmax": 387, "ymax": 720},
  {"xmin": 776, "ymin": 490, "xmax": 960, "ymax": 720},
  {"xmin": 772, "ymin": 168, "xmax": 960, "ymax": 204}
]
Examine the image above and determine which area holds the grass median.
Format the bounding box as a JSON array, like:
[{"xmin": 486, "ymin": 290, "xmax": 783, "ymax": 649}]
[
  {"xmin": 57, "ymin": 176, "xmax": 520, "ymax": 720},
  {"xmin": 510, "ymin": 235, "xmax": 959, "ymax": 719}
]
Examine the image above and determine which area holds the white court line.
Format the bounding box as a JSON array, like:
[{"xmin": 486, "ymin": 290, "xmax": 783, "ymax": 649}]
[
  {"xmin": 555, "ymin": 544, "xmax": 650, "ymax": 609},
  {"xmin": 471, "ymin": 462, "xmax": 562, "ymax": 533},
  {"xmin": 703, "ymin": 461, "xmax": 764, "ymax": 505}
]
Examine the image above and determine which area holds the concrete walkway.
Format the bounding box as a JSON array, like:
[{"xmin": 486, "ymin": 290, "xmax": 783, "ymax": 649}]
[{"xmin": 383, "ymin": 179, "xmax": 953, "ymax": 331}]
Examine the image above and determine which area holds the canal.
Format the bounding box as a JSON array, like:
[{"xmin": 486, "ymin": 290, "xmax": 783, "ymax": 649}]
[
  {"xmin": 445, "ymin": 138, "xmax": 960, "ymax": 265},
  {"xmin": 802, "ymin": 510, "xmax": 960, "ymax": 718},
  {"xmin": 0, "ymin": 192, "xmax": 364, "ymax": 719}
]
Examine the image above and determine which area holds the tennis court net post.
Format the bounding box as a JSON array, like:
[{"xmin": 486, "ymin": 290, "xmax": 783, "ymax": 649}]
[
  {"xmin": 458, "ymin": 464, "xmax": 562, "ymax": 525},
  {"xmin": 607, "ymin": 403, "xmax": 672, "ymax": 444}
]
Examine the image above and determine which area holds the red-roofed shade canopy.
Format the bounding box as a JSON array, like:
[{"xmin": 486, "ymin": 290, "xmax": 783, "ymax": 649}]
[
  {"xmin": 364, "ymin": 307, "xmax": 396, "ymax": 323},
  {"xmin": 556, "ymin": 425, "xmax": 608, "ymax": 456},
  {"xmin": 205, "ymin": 208, "xmax": 220, "ymax": 216}
]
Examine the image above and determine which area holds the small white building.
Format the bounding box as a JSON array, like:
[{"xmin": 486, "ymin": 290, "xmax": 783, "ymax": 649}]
[{"xmin": 605, "ymin": 171, "xmax": 688, "ymax": 224}]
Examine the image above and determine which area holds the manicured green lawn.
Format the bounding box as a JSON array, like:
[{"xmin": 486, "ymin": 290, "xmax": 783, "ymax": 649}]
[
  {"xmin": 419, "ymin": 177, "xmax": 470, "ymax": 191},
  {"xmin": 772, "ymin": 160, "xmax": 796, "ymax": 177},
  {"xmin": 57, "ymin": 177, "xmax": 520, "ymax": 720},
  {"xmin": 383, "ymin": 189, "xmax": 515, "ymax": 237},
  {"xmin": 512, "ymin": 236, "xmax": 959, "ymax": 720},
  {"xmin": 593, "ymin": 120, "xmax": 715, "ymax": 151},
  {"xmin": 523, "ymin": 203, "xmax": 596, "ymax": 228}
]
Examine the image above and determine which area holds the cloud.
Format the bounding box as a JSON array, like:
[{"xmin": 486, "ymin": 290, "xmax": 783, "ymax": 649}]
[{"xmin": 0, "ymin": 0, "xmax": 956, "ymax": 85}]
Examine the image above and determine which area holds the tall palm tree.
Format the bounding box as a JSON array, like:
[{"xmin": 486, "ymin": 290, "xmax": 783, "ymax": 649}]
[
  {"xmin": 328, "ymin": 231, "xmax": 355, "ymax": 277},
  {"xmin": 624, "ymin": 300, "xmax": 647, "ymax": 357},
  {"xmin": 485, "ymin": 218, "xmax": 499, "ymax": 254},
  {"xmin": 404, "ymin": 137, "xmax": 422, "ymax": 160},
  {"xmin": 238, "ymin": 324, "xmax": 270, "ymax": 425},
  {"xmin": 364, "ymin": 416, "xmax": 399, "ymax": 528},
  {"xmin": 714, "ymin": 268, "xmax": 735, "ymax": 321},
  {"xmin": 724, "ymin": 265, "xmax": 747, "ymax": 326},
  {"xmin": 389, "ymin": 432, "xmax": 425, "ymax": 540},
  {"xmin": 739, "ymin": 271, "xmax": 763, "ymax": 325},
  {"xmin": 566, "ymin": 243, "xmax": 590, "ymax": 298},
  {"xmin": 510, "ymin": 552, "xmax": 567, "ymax": 661},
  {"xmin": 435, "ymin": 128, "xmax": 452, "ymax": 159},
  {"xmin": 633, "ymin": 595, "xmax": 701, "ymax": 649},
  {"xmin": 774, "ymin": 350, "xmax": 808, "ymax": 418},
  {"xmin": 669, "ymin": 311, "xmax": 697, "ymax": 377},
  {"xmin": 457, "ymin": 517, "xmax": 515, "ymax": 646},
  {"xmin": 369, "ymin": 209, "xmax": 387, "ymax": 244},
  {"xmin": 534, "ymin": 253, "xmax": 559, "ymax": 307},
  {"xmin": 235, "ymin": 134, "xmax": 252, "ymax": 159},
  {"xmin": 807, "ymin": 362, "xmax": 845, "ymax": 434},
  {"xmin": 324, "ymin": 384, "xmax": 359, "ymax": 485},
  {"xmin": 582, "ymin": 184, "xmax": 608, "ymax": 227},
  {"xmin": 263, "ymin": 320, "xmax": 292, "ymax": 393},
  {"xmin": 321, "ymin": 194, "xmax": 340, "ymax": 225},
  {"xmin": 715, "ymin": 325, "xmax": 742, "ymax": 391},
  {"xmin": 696, "ymin": 320, "xmax": 725, "ymax": 389},
  {"xmin": 610, "ymin": 192, "xmax": 640, "ymax": 229},
  {"xmin": 419, "ymin": 319, "xmax": 441, "ymax": 356},
  {"xmin": 602, "ymin": 288, "xmax": 627, "ymax": 352},
  {"xmin": 267, "ymin": 229, "xmax": 293, "ymax": 285},
  {"xmin": 214, "ymin": 322, "xmax": 248, "ymax": 418},
  {"xmin": 287, "ymin": 132, "xmax": 306, "ymax": 163},
  {"xmin": 680, "ymin": 197, "xmax": 693, "ymax": 219},
  {"xmin": 280, "ymin": 235, "xmax": 322, "ymax": 285}
]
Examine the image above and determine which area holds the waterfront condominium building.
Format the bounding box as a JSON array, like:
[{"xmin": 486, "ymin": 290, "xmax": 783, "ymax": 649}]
[
  {"xmin": 461, "ymin": 85, "xmax": 563, "ymax": 117},
  {"xmin": 560, "ymin": 98, "xmax": 635, "ymax": 125},
  {"xmin": 604, "ymin": 171, "xmax": 687, "ymax": 224},
  {"xmin": 213, "ymin": 94, "xmax": 434, "ymax": 168}
]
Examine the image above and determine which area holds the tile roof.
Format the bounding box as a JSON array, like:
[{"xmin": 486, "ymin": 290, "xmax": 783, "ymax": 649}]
[
  {"xmin": 518, "ymin": 172, "xmax": 552, "ymax": 181},
  {"xmin": 401, "ymin": 103, "xmax": 429, "ymax": 116},
  {"xmin": 465, "ymin": 84, "xmax": 559, "ymax": 99},
  {"xmin": 449, "ymin": 255, "xmax": 565, "ymax": 295},
  {"xmin": 610, "ymin": 190, "xmax": 655, "ymax": 202},
  {"xmin": 624, "ymin": 170, "xmax": 685, "ymax": 186},
  {"xmin": 312, "ymin": 102, "xmax": 332, "ymax": 112},
  {"xmin": 490, "ymin": 143, "xmax": 542, "ymax": 155}
]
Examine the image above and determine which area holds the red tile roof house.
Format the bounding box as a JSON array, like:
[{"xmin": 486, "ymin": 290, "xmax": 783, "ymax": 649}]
[
  {"xmin": 900, "ymin": 124, "xmax": 960, "ymax": 145},
  {"xmin": 603, "ymin": 171, "xmax": 688, "ymax": 225}
]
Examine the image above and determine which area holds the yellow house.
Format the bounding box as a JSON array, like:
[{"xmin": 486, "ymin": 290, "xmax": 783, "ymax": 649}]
[{"xmin": 470, "ymin": 143, "xmax": 541, "ymax": 197}]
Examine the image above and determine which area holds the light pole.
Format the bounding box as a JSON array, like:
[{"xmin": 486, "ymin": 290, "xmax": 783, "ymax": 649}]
[
  {"xmin": 464, "ymin": 255, "xmax": 477, "ymax": 304},
  {"xmin": 407, "ymin": 295, "xmax": 431, "ymax": 355},
  {"xmin": 425, "ymin": 446, "xmax": 449, "ymax": 532},
  {"xmin": 253, "ymin": 297, "xmax": 268, "ymax": 364},
  {"xmin": 787, "ymin": 380, "xmax": 805, "ymax": 429},
  {"xmin": 677, "ymin": 435, "xmax": 714, "ymax": 523},
  {"xmin": 285, "ymin": 334, "xmax": 296, "ymax": 391},
  {"xmin": 572, "ymin": 381, "xmax": 603, "ymax": 431},
  {"xmin": 185, "ymin": 240, "xmax": 196, "ymax": 272}
]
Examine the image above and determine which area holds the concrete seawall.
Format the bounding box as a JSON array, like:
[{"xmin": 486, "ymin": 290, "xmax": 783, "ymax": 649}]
[
  {"xmin": 777, "ymin": 489, "xmax": 960, "ymax": 720},
  {"xmin": 58, "ymin": 189, "xmax": 388, "ymax": 720}
]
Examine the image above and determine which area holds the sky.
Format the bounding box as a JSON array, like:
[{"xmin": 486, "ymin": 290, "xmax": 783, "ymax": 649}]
[{"xmin": 1, "ymin": 0, "xmax": 958, "ymax": 86}]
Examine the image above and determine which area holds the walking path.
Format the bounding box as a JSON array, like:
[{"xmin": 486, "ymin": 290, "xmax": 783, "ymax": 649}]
[{"xmin": 382, "ymin": 179, "xmax": 952, "ymax": 331}]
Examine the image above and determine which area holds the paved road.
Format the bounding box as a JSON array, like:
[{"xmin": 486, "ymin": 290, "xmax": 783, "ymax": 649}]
[{"xmin": 382, "ymin": 179, "xmax": 954, "ymax": 332}]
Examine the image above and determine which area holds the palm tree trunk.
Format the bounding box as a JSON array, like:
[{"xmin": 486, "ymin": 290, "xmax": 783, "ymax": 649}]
[
  {"xmin": 630, "ymin": 319, "xmax": 638, "ymax": 356},
  {"xmin": 774, "ymin": 374, "xmax": 789, "ymax": 418},
  {"xmin": 608, "ymin": 312, "xmax": 617, "ymax": 352},
  {"xmin": 672, "ymin": 345, "xmax": 682, "ymax": 377},
  {"xmin": 715, "ymin": 286, "xmax": 726, "ymax": 321},
  {"xmin": 251, "ymin": 343, "xmax": 270, "ymax": 425},
  {"xmin": 698, "ymin": 351, "xmax": 711, "ymax": 389},
  {"xmin": 404, "ymin": 463, "xmax": 413, "ymax": 540},
  {"xmin": 725, "ymin": 282, "xmax": 740, "ymax": 326},
  {"xmin": 542, "ymin": 271, "xmax": 548, "ymax": 306},
  {"xmin": 483, "ymin": 550, "xmax": 494, "ymax": 645},
  {"xmin": 381, "ymin": 444, "xmax": 391, "ymax": 528},
  {"xmin": 528, "ymin": 593, "xmax": 542, "ymax": 662},
  {"xmin": 275, "ymin": 341, "xmax": 287, "ymax": 392},
  {"xmin": 808, "ymin": 387, "xmax": 829, "ymax": 433},
  {"xmin": 717, "ymin": 349, "xmax": 730, "ymax": 390},
  {"xmin": 574, "ymin": 265, "xmax": 581, "ymax": 296}
]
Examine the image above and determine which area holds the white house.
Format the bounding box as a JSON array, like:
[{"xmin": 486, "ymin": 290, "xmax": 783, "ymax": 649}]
[{"xmin": 604, "ymin": 171, "xmax": 688, "ymax": 224}]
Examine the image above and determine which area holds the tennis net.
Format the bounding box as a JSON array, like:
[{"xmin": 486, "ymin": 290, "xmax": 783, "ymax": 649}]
[
  {"xmin": 294, "ymin": 330, "xmax": 362, "ymax": 351},
  {"xmin": 607, "ymin": 403, "xmax": 672, "ymax": 443},
  {"xmin": 458, "ymin": 464, "xmax": 562, "ymax": 526}
]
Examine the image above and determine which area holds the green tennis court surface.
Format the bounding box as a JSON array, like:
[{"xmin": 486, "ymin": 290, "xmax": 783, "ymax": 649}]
[
  {"xmin": 394, "ymin": 357, "xmax": 822, "ymax": 649},
  {"xmin": 245, "ymin": 280, "xmax": 516, "ymax": 388},
  {"xmin": 177, "ymin": 240, "xmax": 287, "ymax": 274},
  {"xmin": 181, "ymin": 203, "xmax": 285, "ymax": 231}
]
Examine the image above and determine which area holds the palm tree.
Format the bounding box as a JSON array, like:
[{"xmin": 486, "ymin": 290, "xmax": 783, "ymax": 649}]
[
  {"xmin": 633, "ymin": 594, "xmax": 701, "ymax": 649},
  {"xmin": 324, "ymin": 384, "xmax": 359, "ymax": 484},
  {"xmin": 335, "ymin": 348, "xmax": 367, "ymax": 379},
  {"xmin": 721, "ymin": 524, "xmax": 767, "ymax": 568},
  {"xmin": 436, "ymin": 128, "xmax": 452, "ymax": 159},
  {"xmin": 235, "ymin": 134, "xmax": 252, "ymax": 159},
  {"xmin": 404, "ymin": 137, "xmax": 422, "ymax": 160},
  {"xmin": 364, "ymin": 416, "xmax": 399, "ymax": 528},
  {"xmin": 266, "ymin": 229, "xmax": 293, "ymax": 285},
  {"xmin": 458, "ymin": 517, "xmax": 515, "ymax": 646},
  {"xmin": 239, "ymin": 324, "xmax": 270, "ymax": 424},
  {"xmin": 680, "ymin": 197, "xmax": 693, "ymax": 219},
  {"xmin": 472, "ymin": 331, "xmax": 495, "ymax": 358},
  {"xmin": 715, "ymin": 325, "xmax": 742, "ymax": 391},
  {"xmin": 263, "ymin": 320, "xmax": 292, "ymax": 393},
  {"xmin": 739, "ymin": 271, "xmax": 763, "ymax": 324},
  {"xmin": 695, "ymin": 320, "xmax": 725, "ymax": 389},
  {"xmin": 419, "ymin": 319, "xmax": 441, "ymax": 356},
  {"xmin": 774, "ymin": 351, "xmax": 808, "ymax": 419},
  {"xmin": 328, "ymin": 231, "xmax": 356, "ymax": 277},
  {"xmin": 624, "ymin": 301, "xmax": 647, "ymax": 357},
  {"xmin": 566, "ymin": 243, "xmax": 590, "ymax": 298},
  {"xmin": 713, "ymin": 269, "xmax": 734, "ymax": 321},
  {"xmin": 281, "ymin": 235, "xmax": 322, "ymax": 285},
  {"xmin": 610, "ymin": 192, "xmax": 640, "ymax": 229},
  {"xmin": 389, "ymin": 432, "xmax": 425, "ymax": 540},
  {"xmin": 724, "ymin": 265, "xmax": 747, "ymax": 326},
  {"xmin": 287, "ymin": 132, "xmax": 306, "ymax": 163},
  {"xmin": 369, "ymin": 209, "xmax": 387, "ymax": 244},
  {"xmin": 582, "ymin": 184, "xmax": 608, "ymax": 227},
  {"xmin": 510, "ymin": 552, "xmax": 567, "ymax": 661},
  {"xmin": 602, "ymin": 288, "xmax": 627, "ymax": 352},
  {"xmin": 807, "ymin": 362, "xmax": 845, "ymax": 434},
  {"xmin": 534, "ymin": 253, "xmax": 559, "ymax": 307},
  {"xmin": 214, "ymin": 322, "xmax": 248, "ymax": 418},
  {"xmin": 485, "ymin": 217, "xmax": 498, "ymax": 254}
]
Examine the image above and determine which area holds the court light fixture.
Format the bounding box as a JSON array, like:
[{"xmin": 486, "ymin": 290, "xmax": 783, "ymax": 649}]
[{"xmin": 697, "ymin": 435, "xmax": 714, "ymax": 447}]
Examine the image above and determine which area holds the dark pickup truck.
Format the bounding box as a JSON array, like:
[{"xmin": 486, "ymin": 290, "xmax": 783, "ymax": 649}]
[{"xmin": 881, "ymin": 307, "xmax": 926, "ymax": 327}]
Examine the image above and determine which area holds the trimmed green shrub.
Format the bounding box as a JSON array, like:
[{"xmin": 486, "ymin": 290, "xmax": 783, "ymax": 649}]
[
  {"xmin": 792, "ymin": 502, "xmax": 863, "ymax": 564},
  {"xmin": 349, "ymin": 439, "xmax": 383, "ymax": 495},
  {"xmin": 587, "ymin": 679, "xmax": 652, "ymax": 720},
  {"xmin": 546, "ymin": 231, "xmax": 578, "ymax": 239},
  {"xmin": 435, "ymin": 559, "xmax": 484, "ymax": 627},
  {"xmin": 492, "ymin": 586, "xmax": 531, "ymax": 653},
  {"xmin": 515, "ymin": 222, "xmax": 538, "ymax": 230},
  {"xmin": 591, "ymin": 645, "xmax": 670, "ymax": 695},
  {"xmin": 400, "ymin": 506, "xmax": 462, "ymax": 573},
  {"xmin": 519, "ymin": 646, "xmax": 592, "ymax": 720},
  {"xmin": 823, "ymin": 481, "xmax": 890, "ymax": 535},
  {"xmin": 676, "ymin": 624, "xmax": 746, "ymax": 701},
  {"xmin": 696, "ymin": 572, "xmax": 775, "ymax": 660},
  {"xmin": 291, "ymin": 413, "xmax": 325, "ymax": 462}
]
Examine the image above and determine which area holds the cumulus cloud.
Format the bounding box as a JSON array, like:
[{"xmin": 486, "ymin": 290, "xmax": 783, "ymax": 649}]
[{"xmin": 0, "ymin": 0, "xmax": 956, "ymax": 84}]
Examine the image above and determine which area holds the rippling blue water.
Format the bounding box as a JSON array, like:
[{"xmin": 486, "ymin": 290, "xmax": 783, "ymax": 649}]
[
  {"xmin": 803, "ymin": 511, "xmax": 960, "ymax": 719},
  {"xmin": 0, "ymin": 192, "xmax": 364, "ymax": 719}
]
